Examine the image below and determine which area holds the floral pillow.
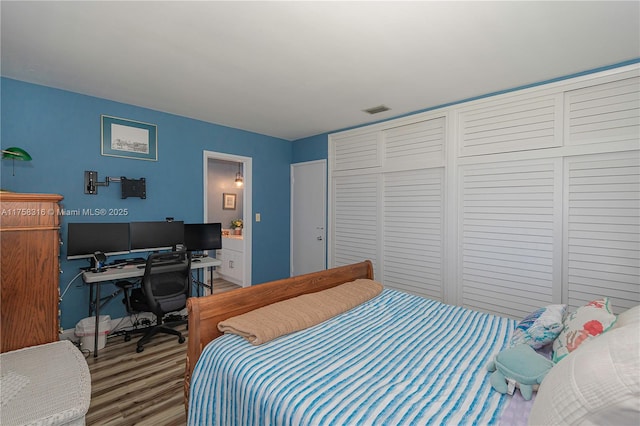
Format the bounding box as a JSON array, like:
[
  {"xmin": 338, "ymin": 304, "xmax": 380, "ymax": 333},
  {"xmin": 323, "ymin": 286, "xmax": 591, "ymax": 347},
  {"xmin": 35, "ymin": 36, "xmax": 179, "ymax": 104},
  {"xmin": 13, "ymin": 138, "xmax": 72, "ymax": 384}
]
[
  {"xmin": 510, "ymin": 304, "xmax": 566, "ymax": 349},
  {"xmin": 552, "ymin": 298, "xmax": 617, "ymax": 363}
]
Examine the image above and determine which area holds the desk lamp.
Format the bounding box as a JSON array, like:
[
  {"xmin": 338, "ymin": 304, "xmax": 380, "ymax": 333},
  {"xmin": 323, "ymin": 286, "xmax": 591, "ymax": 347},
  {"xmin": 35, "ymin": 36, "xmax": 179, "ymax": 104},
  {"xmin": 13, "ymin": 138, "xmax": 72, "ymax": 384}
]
[{"xmin": 2, "ymin": 147, "xmax": 32, "ymax": 176}]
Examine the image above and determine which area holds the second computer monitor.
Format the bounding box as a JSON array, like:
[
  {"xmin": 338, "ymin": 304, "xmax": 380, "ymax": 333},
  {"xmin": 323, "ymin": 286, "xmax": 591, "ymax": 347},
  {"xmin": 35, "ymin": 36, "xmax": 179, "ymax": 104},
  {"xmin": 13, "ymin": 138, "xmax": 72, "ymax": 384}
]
[
  {"xmin": 184, "ymin": 223, "xmax": 222, "ymax": 252},
  {"xmin": 129, "ymin": 221, "xmax": 184, "ymax": 253}
]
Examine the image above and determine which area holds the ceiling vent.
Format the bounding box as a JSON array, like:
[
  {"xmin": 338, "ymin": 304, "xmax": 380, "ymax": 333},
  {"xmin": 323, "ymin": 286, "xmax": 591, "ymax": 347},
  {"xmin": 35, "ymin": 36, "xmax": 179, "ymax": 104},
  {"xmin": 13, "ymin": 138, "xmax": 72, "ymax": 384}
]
[{"xmin": 362, "ymin": 105, "xmax": 390, "ymax": 115}]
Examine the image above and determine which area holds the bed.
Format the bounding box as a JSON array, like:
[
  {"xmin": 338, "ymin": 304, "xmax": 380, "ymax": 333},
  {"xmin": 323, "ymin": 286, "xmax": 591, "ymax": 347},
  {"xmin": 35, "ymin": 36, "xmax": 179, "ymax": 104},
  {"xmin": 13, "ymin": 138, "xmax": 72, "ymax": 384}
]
[
  {"xmin": 185, "ymin": 261, "xmax": 376, "ymax": 404},
  {"xmin": 185, "ymin": 261, "xmax": 640, "ymax": 425}
]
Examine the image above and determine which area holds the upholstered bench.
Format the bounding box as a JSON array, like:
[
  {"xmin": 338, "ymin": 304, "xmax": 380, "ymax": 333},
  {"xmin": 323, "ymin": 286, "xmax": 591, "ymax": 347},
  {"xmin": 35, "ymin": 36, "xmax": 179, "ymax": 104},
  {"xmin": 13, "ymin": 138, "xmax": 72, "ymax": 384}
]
[{"xmin": 1, "ymin": 340, "xmax": 91, "ymax": 426}]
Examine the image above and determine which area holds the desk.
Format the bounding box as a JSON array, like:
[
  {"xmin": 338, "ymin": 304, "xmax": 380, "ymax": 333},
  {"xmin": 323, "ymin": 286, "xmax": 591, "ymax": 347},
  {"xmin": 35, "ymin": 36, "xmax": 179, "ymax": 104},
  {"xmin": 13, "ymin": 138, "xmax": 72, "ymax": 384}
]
[{"xmin": 82, "ymin": 257, "xmax": 221, "ymax": 356}]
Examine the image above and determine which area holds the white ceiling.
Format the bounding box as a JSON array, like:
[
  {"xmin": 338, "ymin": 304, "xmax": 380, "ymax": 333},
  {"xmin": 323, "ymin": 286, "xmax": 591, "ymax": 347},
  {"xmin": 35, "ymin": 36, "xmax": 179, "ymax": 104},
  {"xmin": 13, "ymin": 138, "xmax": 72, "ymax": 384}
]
[{"xmin": 2, "ymin": 1, "xmax": 639, "ymax": 141}]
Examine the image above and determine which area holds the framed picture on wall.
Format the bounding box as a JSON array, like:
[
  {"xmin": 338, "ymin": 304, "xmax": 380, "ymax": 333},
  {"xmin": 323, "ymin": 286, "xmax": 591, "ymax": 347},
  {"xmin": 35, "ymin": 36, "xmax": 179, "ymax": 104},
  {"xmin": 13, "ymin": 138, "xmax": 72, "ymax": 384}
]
[
  {"xmin": 101, "ymin": 115, "xmax": 158, "ymax": 161},
  {"xmin": 223, "ymin": 193, "xmax": 236, "ymax": 210}
]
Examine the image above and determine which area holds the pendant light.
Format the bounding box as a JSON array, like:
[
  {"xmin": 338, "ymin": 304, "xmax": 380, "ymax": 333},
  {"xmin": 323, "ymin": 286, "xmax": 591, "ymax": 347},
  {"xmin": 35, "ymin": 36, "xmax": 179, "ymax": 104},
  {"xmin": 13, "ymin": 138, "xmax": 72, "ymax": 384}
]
[{"xmin": 234, "ymin": 163, "xmax": 243, "ymax": 187}]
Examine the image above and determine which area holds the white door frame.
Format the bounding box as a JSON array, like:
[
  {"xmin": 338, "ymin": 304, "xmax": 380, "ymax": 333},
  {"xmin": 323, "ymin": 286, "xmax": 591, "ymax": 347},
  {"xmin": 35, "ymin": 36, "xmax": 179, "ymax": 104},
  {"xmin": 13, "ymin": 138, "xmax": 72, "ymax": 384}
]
[
  {"xmin": 290, "ymin": 159, "xmax": 327, "ymax": 276},
  {"xmin": 203, "ymin": 150, "xmax": 252, "ymax": 287}
]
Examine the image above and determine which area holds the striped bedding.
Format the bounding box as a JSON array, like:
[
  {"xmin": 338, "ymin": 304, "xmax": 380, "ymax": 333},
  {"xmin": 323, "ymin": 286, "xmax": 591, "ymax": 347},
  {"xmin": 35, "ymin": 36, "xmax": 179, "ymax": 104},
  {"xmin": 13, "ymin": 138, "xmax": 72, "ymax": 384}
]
[{"xmin": 189, "ymin": 289, "xmax": 518, "ymax": 425}]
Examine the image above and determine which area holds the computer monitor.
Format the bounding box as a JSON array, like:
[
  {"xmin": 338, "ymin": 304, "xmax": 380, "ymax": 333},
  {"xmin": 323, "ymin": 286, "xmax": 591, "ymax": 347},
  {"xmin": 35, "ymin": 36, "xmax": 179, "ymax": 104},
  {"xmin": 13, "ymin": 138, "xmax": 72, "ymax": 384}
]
[
  {"xmin": 129, "ymin": 221, "xmax": 184, "ymax": 253},
  {"xmin": 67, "ymin": 222, "xmax": 130, "ymax": 260},
  {"xmin": 184, "ymin": 223, "xmax": 222, "ymax": 252}
]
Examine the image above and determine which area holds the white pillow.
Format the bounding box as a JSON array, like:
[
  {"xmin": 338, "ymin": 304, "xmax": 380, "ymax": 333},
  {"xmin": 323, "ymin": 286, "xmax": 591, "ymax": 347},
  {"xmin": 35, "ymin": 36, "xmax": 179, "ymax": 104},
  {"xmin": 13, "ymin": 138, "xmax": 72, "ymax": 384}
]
[
  {"xmin": 529, "ymin": 321, "xmax": 640, "ymax": 425},
  {"xmin": 613, "ymin": 305, "xmax": 640, "ymax": 330}
]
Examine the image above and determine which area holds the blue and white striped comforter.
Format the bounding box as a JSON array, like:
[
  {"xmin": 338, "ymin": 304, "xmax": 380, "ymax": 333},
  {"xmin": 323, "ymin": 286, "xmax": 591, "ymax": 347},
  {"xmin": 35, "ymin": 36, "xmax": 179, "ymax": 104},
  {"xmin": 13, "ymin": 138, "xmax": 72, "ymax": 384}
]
[{"xmin": 189, "ymin": 289, "xmax": 517, "ymax": 426}]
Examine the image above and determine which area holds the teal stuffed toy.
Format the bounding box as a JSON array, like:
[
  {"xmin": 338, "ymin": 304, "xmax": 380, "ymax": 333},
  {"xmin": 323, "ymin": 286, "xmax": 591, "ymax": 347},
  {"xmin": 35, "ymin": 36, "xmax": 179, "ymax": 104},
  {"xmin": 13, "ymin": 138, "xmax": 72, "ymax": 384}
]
[{"xmin": 486, "ymin": 344, "xmax": 555, "ymax": 400}]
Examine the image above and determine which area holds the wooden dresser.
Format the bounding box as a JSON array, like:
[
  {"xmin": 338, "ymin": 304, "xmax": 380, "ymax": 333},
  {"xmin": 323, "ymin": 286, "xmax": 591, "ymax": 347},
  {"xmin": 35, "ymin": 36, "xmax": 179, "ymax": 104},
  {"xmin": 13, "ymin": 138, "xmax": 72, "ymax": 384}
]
[{"xmin": 1, "ymin": 192, "xmax": 64, "ymax": 353}]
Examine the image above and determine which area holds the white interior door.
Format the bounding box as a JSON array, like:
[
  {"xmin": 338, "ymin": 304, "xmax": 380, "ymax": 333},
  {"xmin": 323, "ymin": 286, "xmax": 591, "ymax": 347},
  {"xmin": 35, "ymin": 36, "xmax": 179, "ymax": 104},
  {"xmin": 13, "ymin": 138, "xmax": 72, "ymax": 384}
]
[{"xmin": 291, "ymin": 160, "xmax": 326, "ymax": 276}]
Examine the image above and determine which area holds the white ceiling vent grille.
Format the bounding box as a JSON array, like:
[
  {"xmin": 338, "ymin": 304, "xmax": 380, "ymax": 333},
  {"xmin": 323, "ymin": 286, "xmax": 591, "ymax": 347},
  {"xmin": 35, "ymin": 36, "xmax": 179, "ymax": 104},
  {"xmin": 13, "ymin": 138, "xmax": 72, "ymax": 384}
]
[{"xmin": 363, "ymin": 105, "xmax": 390, "ymax": 115}]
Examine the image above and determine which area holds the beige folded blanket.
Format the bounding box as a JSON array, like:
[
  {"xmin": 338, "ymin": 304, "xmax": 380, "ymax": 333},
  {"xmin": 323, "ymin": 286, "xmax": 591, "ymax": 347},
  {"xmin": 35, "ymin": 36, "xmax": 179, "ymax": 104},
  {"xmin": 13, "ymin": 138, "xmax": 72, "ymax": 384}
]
[{"xmin": 218, "ymin": 278, "xmax": 383, "ymax": 345}]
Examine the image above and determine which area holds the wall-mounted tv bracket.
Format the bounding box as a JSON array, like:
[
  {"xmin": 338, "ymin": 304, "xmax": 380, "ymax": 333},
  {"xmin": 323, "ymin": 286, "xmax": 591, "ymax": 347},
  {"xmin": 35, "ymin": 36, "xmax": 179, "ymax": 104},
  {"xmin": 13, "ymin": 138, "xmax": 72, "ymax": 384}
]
[{"xmin": 84, "ymin": 171, "xmax": 146, "ymax": 199}]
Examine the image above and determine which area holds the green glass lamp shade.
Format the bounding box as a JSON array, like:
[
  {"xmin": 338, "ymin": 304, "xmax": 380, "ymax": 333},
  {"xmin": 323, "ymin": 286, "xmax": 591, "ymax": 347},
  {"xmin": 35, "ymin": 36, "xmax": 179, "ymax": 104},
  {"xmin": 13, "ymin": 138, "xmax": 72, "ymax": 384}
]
[{"xmin": 2, "ymin": 147, "xmax": 32, "ymax": 161}]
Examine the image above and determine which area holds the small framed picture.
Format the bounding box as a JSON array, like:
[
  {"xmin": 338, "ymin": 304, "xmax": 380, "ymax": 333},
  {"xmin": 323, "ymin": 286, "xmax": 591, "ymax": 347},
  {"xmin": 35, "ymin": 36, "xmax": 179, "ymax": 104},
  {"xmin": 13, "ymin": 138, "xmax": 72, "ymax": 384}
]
[
  {"xmin": 101, "ymin": 115, "xmax": 158, "ymax": 161},
  {"xmin": 223, "ymin": 193, "xmax": 236, "ymax": 210}
]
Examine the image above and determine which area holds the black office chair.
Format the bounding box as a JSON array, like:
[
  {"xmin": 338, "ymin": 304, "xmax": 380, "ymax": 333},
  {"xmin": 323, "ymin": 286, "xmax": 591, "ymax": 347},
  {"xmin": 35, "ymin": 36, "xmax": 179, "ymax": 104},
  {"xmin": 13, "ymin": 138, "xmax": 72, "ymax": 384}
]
[{"xmin": 118, "ymin": 250, "xmax": 192, "ymax": 353}]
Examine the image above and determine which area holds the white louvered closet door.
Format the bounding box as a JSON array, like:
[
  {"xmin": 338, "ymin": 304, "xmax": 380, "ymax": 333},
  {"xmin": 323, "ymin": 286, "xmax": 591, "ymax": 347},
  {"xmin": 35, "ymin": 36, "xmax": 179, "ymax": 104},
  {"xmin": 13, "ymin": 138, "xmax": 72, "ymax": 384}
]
[
  {"xmin": 384, "ymin": 118, "xmax": 445, "ymax": 169},
  {"xmin": 459, "ymin": 159, "xmax": 562, "ymax": 319},
  {"xmin": 331, "ymin": 131, "xmax": 380, "ymax": 172},
  {"xmin": 564, "ymin": 151, "xmax": 640, "ymax": 313},
  {"xmin": 383, "ymin": 168, "xmax": 444, "ymax": 300},
  {"xmin": 458, "ymin": 94, "xmax": 562, "ymax": 157},
  {"xmin": 565, "ymin": 76, "xmax": 639, "ymax": 147},
  {"xmin": 332, "ymin": 174, "xmax": 380, "ymax": 272}
]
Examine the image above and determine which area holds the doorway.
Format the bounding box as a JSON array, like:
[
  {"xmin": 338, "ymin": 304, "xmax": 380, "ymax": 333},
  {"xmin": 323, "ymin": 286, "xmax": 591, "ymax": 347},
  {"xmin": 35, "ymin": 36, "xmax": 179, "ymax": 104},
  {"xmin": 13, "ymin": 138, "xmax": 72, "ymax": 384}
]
[
  {"xmin": 290, "ymin": 160, "xmax": 327, "ymax": 276},
  {"xmin": 203, "ymin": 150, "xmax": 252, "ymax": 287}
]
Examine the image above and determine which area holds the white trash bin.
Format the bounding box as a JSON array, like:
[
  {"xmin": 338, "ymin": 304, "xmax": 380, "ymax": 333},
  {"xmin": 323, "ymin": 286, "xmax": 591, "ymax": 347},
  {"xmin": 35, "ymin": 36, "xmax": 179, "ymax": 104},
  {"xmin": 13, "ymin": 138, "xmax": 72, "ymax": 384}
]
[{"xmin": 75, "ymin": 315, "xmax": 111, "ymax": 352}]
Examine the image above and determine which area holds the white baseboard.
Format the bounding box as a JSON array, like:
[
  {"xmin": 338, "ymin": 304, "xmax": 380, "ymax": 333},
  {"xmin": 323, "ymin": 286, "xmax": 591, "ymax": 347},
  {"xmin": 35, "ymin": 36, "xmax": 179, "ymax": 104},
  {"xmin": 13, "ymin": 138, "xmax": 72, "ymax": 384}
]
[{"xmin": 59, "ymin": 311, "xmax": 163, "ymax": 343}]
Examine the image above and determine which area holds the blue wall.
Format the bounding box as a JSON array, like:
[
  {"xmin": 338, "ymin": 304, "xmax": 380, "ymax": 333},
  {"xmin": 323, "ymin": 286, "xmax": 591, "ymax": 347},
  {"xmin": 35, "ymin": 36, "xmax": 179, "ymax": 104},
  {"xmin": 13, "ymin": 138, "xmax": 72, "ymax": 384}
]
[
  {"xmin": 1, "ymin": 78, "xmax": 292, "ymax": 329},
  {"xmin": 292, "ymin": 133, "xmax": 328, "ymax": 164}
]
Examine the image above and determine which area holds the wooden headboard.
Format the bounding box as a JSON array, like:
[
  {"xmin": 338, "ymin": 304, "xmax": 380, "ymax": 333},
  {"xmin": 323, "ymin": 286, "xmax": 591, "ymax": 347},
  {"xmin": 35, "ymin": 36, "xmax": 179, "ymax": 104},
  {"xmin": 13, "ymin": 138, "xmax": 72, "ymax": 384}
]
[{"xmin": 184, "ymin": 260, "xmax": 374, "ymax": 412}]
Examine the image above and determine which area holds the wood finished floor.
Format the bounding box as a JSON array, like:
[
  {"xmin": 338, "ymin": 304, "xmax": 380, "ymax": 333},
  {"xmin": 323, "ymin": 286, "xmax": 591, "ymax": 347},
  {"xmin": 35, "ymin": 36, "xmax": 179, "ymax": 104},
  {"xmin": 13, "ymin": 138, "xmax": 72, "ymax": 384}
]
[{"xmin": 85, "ymin": 279, "xmax": 240, "ymax": 426}]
